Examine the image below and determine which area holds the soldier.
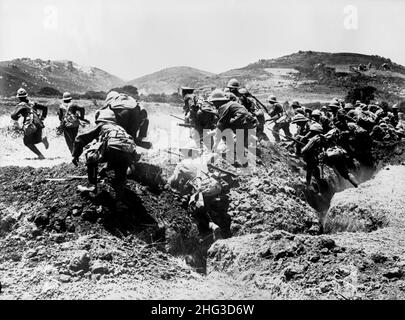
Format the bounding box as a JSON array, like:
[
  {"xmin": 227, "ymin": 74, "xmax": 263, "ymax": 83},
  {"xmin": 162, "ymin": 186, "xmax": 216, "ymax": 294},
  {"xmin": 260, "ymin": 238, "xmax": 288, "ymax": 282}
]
[
  {"xmin": 57, "ymin": 92, "xmax": 86, "ymax": 154},
  {"xmin": 267, "ymin": 95, "xmax": 291, "ymax": 142},
  {"xmin": 321, "ymin": 144, "xmax": 358, "ymax": 188},
  {"xmin": 291, "ymin": 113, "xmax": 310, "ymax": 156},
  {"xmin": 180, "ymin": 87, "xmax": 202, "ymax": 146},
  {"xmin": 11, "ymin": 88, "xmax": 49, "ymax": 159},
  {"xmin": 72, "ymin": 121, "xmax": 138, "ymax": 207},
  {"xmin": 210, "ymin": 89, "xmax": 257, "ymax": 166},
  {"xmin": 320, "ymin": 106, "xmax": 332, "ymax": 119},
  {"xmin": 311, "ymin": 109, "xmax": 333, "ymax": 133},
  {"xmin": 95, "ymin": 91, "xmax": 151, "ymax": 149},
  {"xmin": 301, "ymin": 123, "xmax": 325, "ymax": 187},
  {"xmin": 226, "ymin": 78, "xmax": 241, "ymax": 99},
  {"xmin": 238, "ymin": 88, "xmax": 269, "ymax": 143}
]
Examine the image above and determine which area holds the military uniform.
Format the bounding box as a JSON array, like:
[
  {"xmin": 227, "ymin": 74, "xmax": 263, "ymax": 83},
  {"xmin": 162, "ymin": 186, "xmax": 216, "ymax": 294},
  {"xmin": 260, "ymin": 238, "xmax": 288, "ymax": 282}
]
[
  {"xmin": 58, "ymin": 96, "xmax": 85, "ymax": 153},
  {"xmin": 72, "ymin": 122, "xmax": 137, "ymax": 201},
  {"xmin": 11, "ymin": 89, "xmax": 49, "ymax": 159}
]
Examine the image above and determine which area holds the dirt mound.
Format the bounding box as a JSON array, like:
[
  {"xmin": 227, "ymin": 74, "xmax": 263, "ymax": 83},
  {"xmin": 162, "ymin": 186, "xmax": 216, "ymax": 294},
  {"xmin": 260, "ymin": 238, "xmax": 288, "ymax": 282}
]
[
  {"xmin": 324, "ymin": 165, "xmax": 405, "ymax": 233},
  {"xmin": 207, "ymin": 230, "xmax": 405, "ymax": 299}
]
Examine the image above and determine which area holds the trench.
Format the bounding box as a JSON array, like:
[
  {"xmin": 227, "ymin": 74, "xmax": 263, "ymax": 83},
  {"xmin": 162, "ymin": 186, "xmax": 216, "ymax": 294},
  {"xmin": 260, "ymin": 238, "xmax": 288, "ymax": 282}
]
[
  {"xmin": 304, "ymin": 140, "xmax": 405, "ymax": 231},
  {"xmin": 121, "ymin": 140, "xmax": 405, "ymax": 275}
]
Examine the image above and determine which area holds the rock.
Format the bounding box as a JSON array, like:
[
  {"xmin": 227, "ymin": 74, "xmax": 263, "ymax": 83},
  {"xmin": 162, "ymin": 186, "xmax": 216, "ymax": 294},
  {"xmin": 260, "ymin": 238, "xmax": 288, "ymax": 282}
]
[
  {"xmin": 238, "ymin": 202, "xmax": 252, "ymax": 212},
  {"xmin": 91, "ymin": 261, "xmax": 110, "ymax": 274},
  {"xmin": 50, "ymin": 233, "xmax": 65, "ymax": 243},
  {"xmin": 259, "ymin": 246, "xmax": 272, "ymax": 259},
  {"xmin": 309, "ymin": 254, "xmax": 320, "ymax": 263},
  {"xmin": 320, "ymin": 248, "xmax": 329, "ymax": 255},
  {"xmin": 319, "ymin": 238, "xmax": 335, "ymax": 250},
  {"xmin": 69, "ymin": 250, "xmax": 90, "ymax": 272},
  {"xmin": 100, "ymin": 251, "xmax": 114, "ymax": 262},
  {"xmin": 319, "ymin": 281, "xmax": 333, "ymax": 293},
  {"xmin": 59, "ymin": 274, "xmax": 71, "ymax": 283},
  {"xmin": 72, "ymin": 209, "xmax": 80, "ymax": 216},
  {"xmin": 24, "ymin": 249, "xmax": 37, "ymax": 259},
  {"xmin": 383, "ymin": 267, "xmax": 403, "ymax": 279},
  {"xmin": 271, "ymin": 240, "xmax": 297, "ymax": 260},
  {"xmin": 283, "ymin": 264, "xmax": 305, "ymax": 281},
  {"xmin": 371, "ymin": 252, "xmax": 388, "ymax": 263},
  {"xmin": 33, "ymin": 213, "xmax": 49, "ymax": 227}
]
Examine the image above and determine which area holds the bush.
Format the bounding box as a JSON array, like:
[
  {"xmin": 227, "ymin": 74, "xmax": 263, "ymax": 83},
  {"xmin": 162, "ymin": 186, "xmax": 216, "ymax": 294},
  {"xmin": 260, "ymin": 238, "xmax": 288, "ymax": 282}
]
[
  {"xmin": 140, "ymin": 92, "xmax": 182, "ymax": 104},
  {"xmin": 346, "ymin": 86, "xmax": 376, "ymax": 104},
  {"xmin": 37, "ymin": 86, "xmax": 62, "ymax": 97}
]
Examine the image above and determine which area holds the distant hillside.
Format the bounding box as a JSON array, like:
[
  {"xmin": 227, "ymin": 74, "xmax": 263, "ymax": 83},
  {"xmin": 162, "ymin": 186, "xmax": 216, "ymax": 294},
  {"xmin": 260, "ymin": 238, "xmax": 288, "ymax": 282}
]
[
  {"xmin": 128, "ymin": 51, "xmax": 405, "ymax": 104},
  {"xmin": 127, "ymin": 66, "xmax": 214, "ymax": 94},
  {"xmin": 0, "ymin": 58, "xmax": 125, "ymax": 96}
]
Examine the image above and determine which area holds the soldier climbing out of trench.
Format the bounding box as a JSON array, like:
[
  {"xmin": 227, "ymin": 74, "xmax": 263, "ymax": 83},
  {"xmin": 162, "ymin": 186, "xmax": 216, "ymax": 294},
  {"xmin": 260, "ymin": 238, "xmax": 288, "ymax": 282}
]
[
  {"xmin": 72, "ymin": 121, "xmax": 138, "ymax": 211},
  {"xmin": 11, "ymin": 88, "xmax": 49, "ymax": 159},
  {"xmin": 166, "ymin": 151, "xmax": 227, "ymax": 239}
]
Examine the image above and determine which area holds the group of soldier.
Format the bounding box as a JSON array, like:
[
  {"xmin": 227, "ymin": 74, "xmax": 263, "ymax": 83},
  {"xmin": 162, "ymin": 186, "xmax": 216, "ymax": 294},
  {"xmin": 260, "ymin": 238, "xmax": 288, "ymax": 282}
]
[
  {"xmin": 179, "ymin": 78, "xmax": 404, "ymax": 190},
  {"xmin": 9, "ymin": 82, "xmax": 404, "ymax": 236}
]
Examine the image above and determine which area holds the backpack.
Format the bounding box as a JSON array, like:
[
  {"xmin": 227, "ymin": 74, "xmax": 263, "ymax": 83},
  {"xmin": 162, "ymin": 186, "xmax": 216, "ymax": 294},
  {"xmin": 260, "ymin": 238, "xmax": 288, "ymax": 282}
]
[
  {"xmin": 63, "ymin": 104, "xmax": 80, "ymax": 128},
  {"xmin": 19, "ymin": 102, "xmax": 43, "ymax": 136},
  {"xmin": 196, "ymin": 103, "xmax": 218, "ymax": 129}
]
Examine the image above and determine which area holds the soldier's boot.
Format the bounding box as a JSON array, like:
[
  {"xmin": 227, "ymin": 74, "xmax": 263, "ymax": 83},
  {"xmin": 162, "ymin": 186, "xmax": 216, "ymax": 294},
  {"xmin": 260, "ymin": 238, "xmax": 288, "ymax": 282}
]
[
  {"xmin": 27, "ymin": 144, "xmax": 45, "ymax": 159},
  {"xmin": 42, "ymin": 137, "xmax": 49, "ymax": 150}
]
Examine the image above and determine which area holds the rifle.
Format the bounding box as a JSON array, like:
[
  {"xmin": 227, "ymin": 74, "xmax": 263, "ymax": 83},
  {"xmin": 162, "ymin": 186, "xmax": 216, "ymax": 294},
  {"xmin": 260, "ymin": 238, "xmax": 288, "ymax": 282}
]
[
  {"xmin": 170, "ymin": 114, "xmax": 185, "ymax": 121},
  {"xmin": 207, "ymin": 163, "xmax": 238, "ymax": 177},
  {"xmin": 163, "ymin": 149, "xmax": 183, "ymax": 157},
  {"xmin": 45, "ymin": 175, "xmax": 88, "ymax": 182},
  {"xmin": 177, "ymin": 123, "xmax": 193, "ymax": 128},
  {"xmin": 265, "ymin": 125, "xmax": 306, "ymax": 146},
  {"xmin": 248, "ymin": 93, "xmax": 269, "ymax": 114}
]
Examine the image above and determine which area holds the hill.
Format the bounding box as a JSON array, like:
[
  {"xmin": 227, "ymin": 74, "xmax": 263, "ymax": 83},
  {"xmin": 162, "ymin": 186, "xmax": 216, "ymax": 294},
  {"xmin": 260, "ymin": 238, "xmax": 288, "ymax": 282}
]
[
  {"xmin": 127, "ymin": 66, "xmax": 214, "ymax": 95},
  {"xmin": 0, "ymin": 58, "xmax": 125, "ymax": 96},
  {"xmin": 128, "ymin": 51, "xmax": 405, "ymax": 104}
]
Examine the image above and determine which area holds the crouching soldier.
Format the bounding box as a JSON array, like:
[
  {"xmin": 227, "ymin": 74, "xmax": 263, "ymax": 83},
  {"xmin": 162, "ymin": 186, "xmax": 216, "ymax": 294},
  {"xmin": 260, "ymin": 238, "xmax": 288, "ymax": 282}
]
[
  {"xmin": 72, "ymin": 121, "xmax": 137, "ymax": 207},
  {"xmin": 11, "ymin": 88, "xmax": 49, "ymax": 159},
  {"xmin": 96, "ymin": 91, "xmax": 151, "ymax": 149},
  {"xmin": 57, "ymin": 92, "xmax": 86, "ymax": 154}
]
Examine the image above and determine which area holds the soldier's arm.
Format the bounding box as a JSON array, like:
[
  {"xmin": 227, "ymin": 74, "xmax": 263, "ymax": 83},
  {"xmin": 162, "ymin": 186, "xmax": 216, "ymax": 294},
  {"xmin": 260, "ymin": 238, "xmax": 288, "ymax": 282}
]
[
  {"xmin": 75, "ymin": 105, "xmax": 86, "ymax": 119},
  {"xmin": 11, "ymin": 105, "xmax": 26, "ymax": 121},
  {"xmin": 72, "ymin": 125, "xmax": 102, "ymax": 159},
  {"xmin": 34, "ymin": 103, "xmax": 48, "ymax": 119}
]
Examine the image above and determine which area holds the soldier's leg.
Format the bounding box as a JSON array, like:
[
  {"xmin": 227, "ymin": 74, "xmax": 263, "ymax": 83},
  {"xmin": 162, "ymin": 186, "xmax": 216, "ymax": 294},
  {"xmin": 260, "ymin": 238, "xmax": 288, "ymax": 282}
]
[
  {"xmin": 23, "ymin": 135, "xmax": 45, "ymax": 159},
  {"xmin": 138, "ymin": 118, "xmax": 149, "ymax": 140},
  {"xmin": 272, "ymin": 123, "xmax": 281, "ymax": 142},
  {"xmin": 63, "ymin": 127, "xmax": 79, "ymax": 154},
  {"xmin": 282, "ymin": 123, "xmax": 292, "ymax": 138},
  {"xmin": 26, "ymin": 144, "xmax": 45, "ymax": 159},
  {"xmin": 108, "ymin": 151, "xmax": 131, "ymax": 201}
]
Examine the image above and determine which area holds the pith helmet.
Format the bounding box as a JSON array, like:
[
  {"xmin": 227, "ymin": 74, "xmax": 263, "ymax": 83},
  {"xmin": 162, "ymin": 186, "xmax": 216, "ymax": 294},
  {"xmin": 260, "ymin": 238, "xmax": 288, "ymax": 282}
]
[
  {"xmin": 208, "ymin": 89, "xmax": 229, "ymax": 102},
  {"xmin": 16, "ymin": 88, "xmax": 28, "ymax": 98},
  {"xmin": 309, "ymin": 123, "xmax": 323, "ymax": 133},
  {"xmin": 291, "ymin": 101, "xmax": 301, "ymax": 108},
  {"xmin": 344, "ymin": 103, "xmax": 354, "ymax": 110},
  {"xmin": 268, "ymin": 95, "xmax": 277, "ymax": 103},
  {"xmin": 62, "ymin": 92, "xmax": 72, "ymax": 101},
  {"xmin": 226, "ymin": 78, "xmax": 240, "ymax": 89},
  {"xmin": 291, "ymin": 114, "xmax": 308, "ymax": 124},
  {"xmin": 311, "ymin": 109, "xmax": 321, "ymax": 117}
]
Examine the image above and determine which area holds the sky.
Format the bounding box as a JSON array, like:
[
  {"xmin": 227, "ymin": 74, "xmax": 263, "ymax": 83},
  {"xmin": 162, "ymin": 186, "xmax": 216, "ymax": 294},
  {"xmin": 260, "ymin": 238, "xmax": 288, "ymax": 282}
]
[{"xmin": 0, "ymin": 0, "xmax": 404, "ymax": 80}]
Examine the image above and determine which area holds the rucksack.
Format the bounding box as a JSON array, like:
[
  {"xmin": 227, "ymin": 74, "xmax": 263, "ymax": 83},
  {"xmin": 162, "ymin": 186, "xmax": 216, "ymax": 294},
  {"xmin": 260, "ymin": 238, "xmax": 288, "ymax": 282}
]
[
  {"xmin": 19, "ymin": 102, "xmax": 43, "ymax": 136},
  {"xmin": 196, "ymin": 103, "xmax": 218, "ymax": 129},
  {"xmin": 63, "ymin": 104, "xmax": 80, "ymax": 129}
]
